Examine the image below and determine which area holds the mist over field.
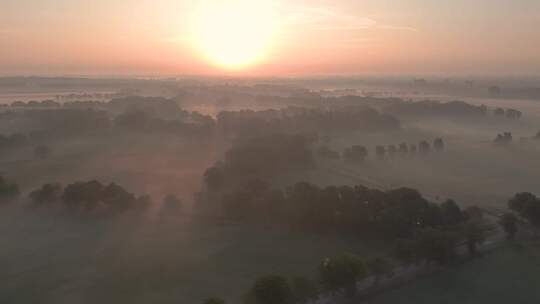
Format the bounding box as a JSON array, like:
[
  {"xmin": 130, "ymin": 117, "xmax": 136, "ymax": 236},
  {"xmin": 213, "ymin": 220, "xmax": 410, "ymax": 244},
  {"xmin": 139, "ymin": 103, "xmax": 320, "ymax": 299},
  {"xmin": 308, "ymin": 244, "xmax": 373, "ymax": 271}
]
[
  {"xmin": 4, "ymin": 1, "xmax": 540, "ymax": 302},
  {"xmin": 1, "ymin": 75, "xmax": 540, "ymax": 304}
]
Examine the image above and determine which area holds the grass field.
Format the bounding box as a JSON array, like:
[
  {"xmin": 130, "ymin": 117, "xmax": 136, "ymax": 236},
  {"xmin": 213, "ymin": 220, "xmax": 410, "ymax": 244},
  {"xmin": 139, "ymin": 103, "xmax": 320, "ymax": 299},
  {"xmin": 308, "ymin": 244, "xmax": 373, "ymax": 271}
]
[
  {"xmin": 365, "ymin": 241, "xmax": 540, "ymax": 304},
  {"xmin": 0, "ymin": 206, "xmax": 387, "ymax": 304}
]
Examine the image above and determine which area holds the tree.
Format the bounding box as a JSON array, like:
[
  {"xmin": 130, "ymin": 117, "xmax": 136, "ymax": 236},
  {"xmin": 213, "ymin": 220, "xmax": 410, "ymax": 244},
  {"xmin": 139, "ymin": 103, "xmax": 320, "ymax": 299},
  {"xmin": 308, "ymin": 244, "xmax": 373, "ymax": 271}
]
[
  {"xmin": 494, "ymin": 107, "xmax": 505, "ymax": 116},
  {"xmin": 366, "ymin": 257, "xmax": 393, "ymax": 286},
  {"xmin": 433, "ymin": 138, "xmax": 444, "ymax": 152},
  {"xmin": 204, "ymin": 298, "xmax": 225, "ymax": 304},
  {"xmin": 29, "ymin": 183, "xmax": 63, "ymax": 206},
  {"xmin": 318, "ymin": 146, "xmax": 340, "ymax": 159},
  {"xmin": 440, "ymin": 200, "xmax": 464, "ymax": 225},
  {"xmin": 62, "ymin": 180, "xmax": 139, "ymax": 214},
  {"xmin": 509, "ymin": 192, "xmax": 538, "ymax": 214},
  {"xmin": 398, "ymin": 143, "xmax": 409, "ymax": 156},
  {"xmin": 462, "ymin": 221, "xmax": 486, "ymax": 257},
  {"xmin": 250, "ymin": 275, "xmax": 294, "ymax": 304},
  {"xmin": 415, "ymin": 227, "xmax": 458, "ymax": 264},
  {"xmin": 290, "ymin": 276, "xmax": 319, "ymax": 304},
  {"xmin": 62, "ymin": 180, "xmax": 104, "ymax": 211},
  {"xmin": 505, "ymin": 108, "xmax": 522, "ymax": 120},
  {"xmin": 418, "ymin": 141, "xmax": 430, "ymax": 154},
  {"xmin": 499, "ymin": 213, "xmax": 518, "ymax": 240},
  {"xmin": 494, "ymin": 132, "xmax": 512, "ymax": 145},
  {"xmin": 343, "ymin": 145, "xmax": 368, "ymax": 162},
  {"xmin": 319, "ymin": 253, "xmax": 366, "ymax": 297},
  {"xmin": 0, "ymin": 177, "xmax": 20, "ymax": 203},
  {"xmin": 508, "ymin": 192, "xmax": 540, "ymax": 235}
]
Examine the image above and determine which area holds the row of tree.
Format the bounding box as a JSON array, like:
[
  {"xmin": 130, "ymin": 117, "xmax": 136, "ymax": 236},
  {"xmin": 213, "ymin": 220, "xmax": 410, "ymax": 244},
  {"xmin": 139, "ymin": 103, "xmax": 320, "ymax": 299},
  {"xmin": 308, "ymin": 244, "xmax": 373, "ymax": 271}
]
[
  {"xmin": 1, "ymin": 100, "xmax": 214, "ymax": 139},
  {"xmin": 202, "ymin": 207, "xmax": 492, "ymax": 304},
  {"xmin": 204, "ymin": 252, "xmax": 394, "ymax": 304},
  {"xmin": 1, "ymin": 178, "xmax": 147, "ymax": 215},
  {"xmin": 493, "ymin": 108, "xmax": 522, "ymax": 120},
  {"xmin": 494, "ymin": 132, "xmax": 513, "ymax": 145},
  {"xmin": 204, "ymin": 189, "xmax": 540, "ymax": 304},
  {"xmin": 213, "ymin": 180, "xmax": 481, "ymax": 241},
  {"xmin": 217, "ymin": 105, "xmax": 400, "ymax": 138},
  {"xmin": 1, "ymin": 176, "xmax": 186, "ymax": 217},
  {"xmin": 324, "ymin": 138, "xmax": 445, "ymax": 162}
]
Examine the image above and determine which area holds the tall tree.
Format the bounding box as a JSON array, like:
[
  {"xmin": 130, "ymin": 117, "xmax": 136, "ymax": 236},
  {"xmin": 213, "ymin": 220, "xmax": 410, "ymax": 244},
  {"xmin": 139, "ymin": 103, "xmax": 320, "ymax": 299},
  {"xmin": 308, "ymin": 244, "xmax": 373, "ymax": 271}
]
[
  {"xmin": 319, "ymin": 253, "xmax": 367, "ymax": 297},
  {"xmin": 499, "ymin": 213, "xmax": 518, "ymax": 240},
  {"xmin": 250, "ymin": 275, "xmax": 294, "ymax": 304}
]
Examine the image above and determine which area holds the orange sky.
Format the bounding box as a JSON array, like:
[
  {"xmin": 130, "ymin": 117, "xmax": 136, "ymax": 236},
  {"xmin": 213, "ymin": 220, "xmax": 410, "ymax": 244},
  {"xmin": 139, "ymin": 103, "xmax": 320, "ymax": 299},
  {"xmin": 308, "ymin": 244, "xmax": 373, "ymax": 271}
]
[{"xmin": 1, "ymin": 0, "xmax": 539, "ymax": 76}]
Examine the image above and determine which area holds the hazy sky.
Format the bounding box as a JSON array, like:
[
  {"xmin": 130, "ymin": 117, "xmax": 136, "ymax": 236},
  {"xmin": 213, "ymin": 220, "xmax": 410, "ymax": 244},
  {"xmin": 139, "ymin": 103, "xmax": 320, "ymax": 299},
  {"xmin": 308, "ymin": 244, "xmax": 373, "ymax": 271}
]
[{"xmin": 1, "ymin": 0, "xmax": 539, "ymax": 76}]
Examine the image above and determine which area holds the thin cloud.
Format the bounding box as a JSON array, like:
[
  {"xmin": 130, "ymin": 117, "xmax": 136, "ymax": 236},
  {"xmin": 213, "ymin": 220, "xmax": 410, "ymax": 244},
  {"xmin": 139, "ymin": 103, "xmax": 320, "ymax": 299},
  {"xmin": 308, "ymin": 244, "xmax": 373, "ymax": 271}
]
[
  {"xmin": 276, "ymin": 3, "xmax": 376, "ymax": 31},
  {"xmin": 378, "ymin": 25, "xmax": 419, "ymax": 32}
]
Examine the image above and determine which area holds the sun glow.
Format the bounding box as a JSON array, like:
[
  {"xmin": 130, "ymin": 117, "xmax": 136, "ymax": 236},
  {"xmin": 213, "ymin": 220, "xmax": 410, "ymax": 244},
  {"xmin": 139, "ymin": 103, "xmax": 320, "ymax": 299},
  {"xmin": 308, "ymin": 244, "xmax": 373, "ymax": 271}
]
[{"xmin": 190, "ymin": 0, "xmax": 279, "ymax": 70}]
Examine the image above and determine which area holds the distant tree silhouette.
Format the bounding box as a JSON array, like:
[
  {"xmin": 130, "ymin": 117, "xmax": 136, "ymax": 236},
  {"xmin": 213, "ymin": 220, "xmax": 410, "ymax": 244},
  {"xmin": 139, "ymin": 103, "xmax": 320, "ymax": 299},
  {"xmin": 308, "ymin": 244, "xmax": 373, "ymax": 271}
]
[
  {"xmin": 499, "ymin": 213, "xmax": 518, "ymax": 240},
  {"xmin": 62, "ymin": 180, "xmax": 144, "ymax": 215},
  {"xmin": 441, "ymin": 200, "xmax": 464, "ymax": 225},
  {"xmin": 494, "ymin": 107, "xmax": 505, "ymax": 116},
  {"xmin": 418, "ymin": 141, "xmax": 430, "ymax": 154},
  {"xmin": 433, "ymin": 138, "xmax": 445, "ymax": 152},
  {"xmin": 318, "ymin": 146, "xmax": 340, "ymax": 159},
  {"xmin": 398, "ymin": 143, "xmax": 409, "ymax": 156},
  {"xmin": 375, "ymin": 145, "xmax": 386, "ymax": 159},
  {"xmin": 505, "ymin": 108, "xmax": 522, "ymax": 120},
  {"xmin": 29, "ymin": 183, "xmax": 62, "ymax": 206},
  {"xmin": 494, "ymin": 132, "xmax": 512, "ymax": 145},
  {"xmin": 462, "ymin": 221, "xmax": 487, "ymax": 256},
  {"xmin": 343, "ymin": 145, "xmax": 368, "ymax": 162}
]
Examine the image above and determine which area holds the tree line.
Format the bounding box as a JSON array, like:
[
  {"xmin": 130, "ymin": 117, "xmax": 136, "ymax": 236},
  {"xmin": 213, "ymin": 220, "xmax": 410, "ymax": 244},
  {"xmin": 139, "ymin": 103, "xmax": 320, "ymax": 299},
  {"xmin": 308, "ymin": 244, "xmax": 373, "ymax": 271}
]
[
  {"xmin": 217, "ymin": 105, "xmax": 400, "ymax": 138},
  {"xmin": 0, "ymin": 177, "xmax": 155, "ymax": 216},
  {"xmin": 202, "ymin": 185, "xmax": 540, "ymax": 304},
  {"xmin": 338, "ymin": 138, "xmax": 445, "ymax": 162}
]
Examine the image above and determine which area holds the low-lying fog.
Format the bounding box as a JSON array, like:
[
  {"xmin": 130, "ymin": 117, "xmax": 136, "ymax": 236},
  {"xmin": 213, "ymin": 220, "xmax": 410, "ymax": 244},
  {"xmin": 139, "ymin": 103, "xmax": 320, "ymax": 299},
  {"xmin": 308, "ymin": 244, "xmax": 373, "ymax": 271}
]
[{"xmin": 1, "ymin": 76, "xmax": 540, "ymax": 303}]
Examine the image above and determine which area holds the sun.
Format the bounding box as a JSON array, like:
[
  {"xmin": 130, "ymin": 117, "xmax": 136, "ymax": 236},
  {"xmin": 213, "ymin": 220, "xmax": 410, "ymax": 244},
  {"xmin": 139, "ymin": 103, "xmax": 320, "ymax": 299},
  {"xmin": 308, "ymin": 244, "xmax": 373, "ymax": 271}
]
[{"xmin": 190, "ymin": 0, "xmax": 279, "ymax": 70}]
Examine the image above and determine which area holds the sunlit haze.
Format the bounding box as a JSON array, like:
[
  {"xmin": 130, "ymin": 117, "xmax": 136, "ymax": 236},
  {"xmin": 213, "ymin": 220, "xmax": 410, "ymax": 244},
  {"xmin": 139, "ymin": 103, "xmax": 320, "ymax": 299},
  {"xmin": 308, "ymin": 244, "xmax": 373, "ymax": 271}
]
[{"xmin": 1, "ymin": 0, "xmax": 540, "ymax": 75}]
